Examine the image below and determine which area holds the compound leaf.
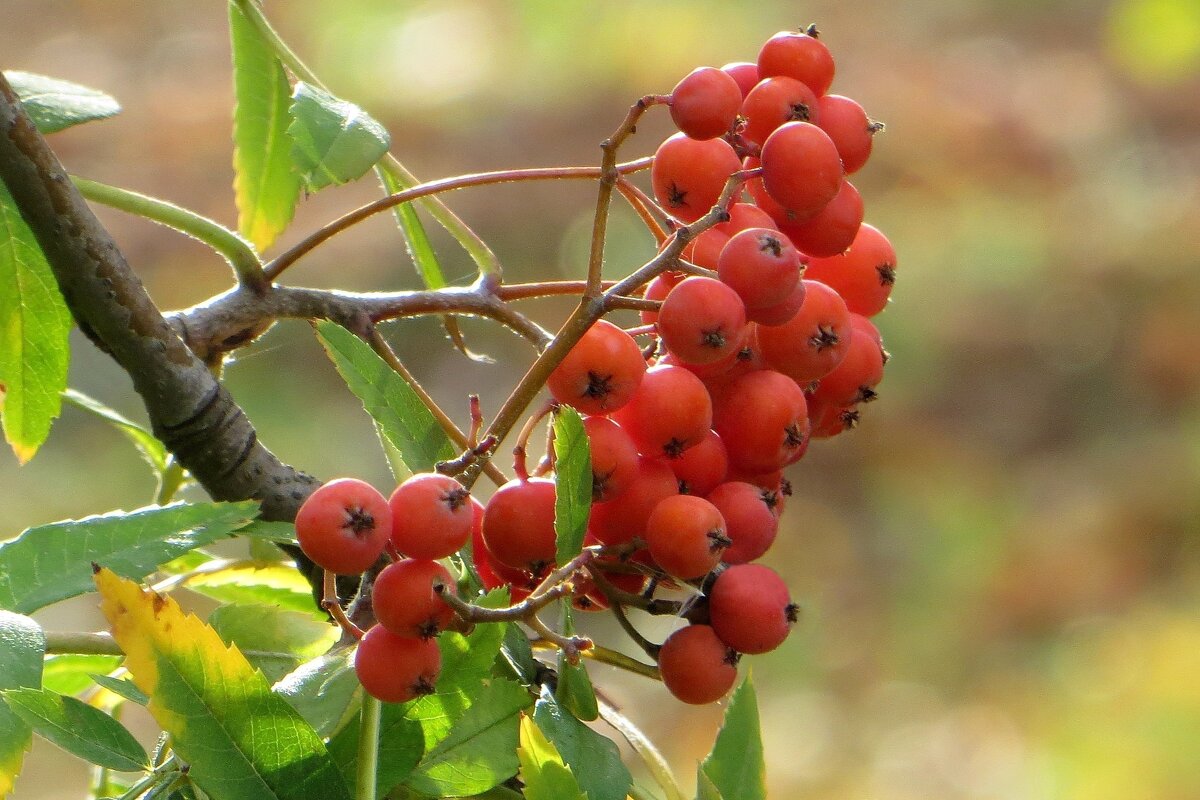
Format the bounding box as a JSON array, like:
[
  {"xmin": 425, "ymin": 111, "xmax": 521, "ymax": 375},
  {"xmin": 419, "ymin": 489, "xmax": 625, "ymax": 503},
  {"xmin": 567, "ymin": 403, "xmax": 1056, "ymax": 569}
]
[
  {"xmin": 4, "ymin": 70, "xmax": 120, "ymax": 133},
  {"xmin": 288, "ymin": 83, "xmax": 389, "ymax": 192},
  {"xmin": 94, "ymin": 568, "xmax": 351, "ymax": 800},
  {"xmin": 0, "ymin": 502, "xmax": 259, "ymax": 614}
]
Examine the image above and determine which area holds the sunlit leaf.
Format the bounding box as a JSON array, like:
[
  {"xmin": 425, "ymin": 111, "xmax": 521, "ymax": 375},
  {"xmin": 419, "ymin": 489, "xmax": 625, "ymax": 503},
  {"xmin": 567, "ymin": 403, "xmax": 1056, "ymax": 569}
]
[
  {"xmin": 273, "ymin": 649, "xmax": 361, "ymax": 740},
  {"xmin": 88, "ymin": 674, "xmax": 149, "ymax": 706},
  {"xmin": 518, "ymin": 715, "xmax": 587, "ymax": 800},
  {"xmin": 229, "ymin": 2, "xmax": 301, "ymax": 251},
  {"xmin": 554, "ymin": 605, "xmax": 597, "ymax": 722},
  {"xmin": 4, "ymin": 71, "xmax": 120, "ymax": 133},
  {"xmin": 315, "ymin": 320, "xmax": 456, "ymax": 474},
  {"xmin": 552, "ymin": 406, "xmax": 591, "ymax": 567},
  {"xmin": 94, "ymin": 568, "xmax": 351, "ymax": 800},
  {"xmin": 0, "ymin": 502, "xmax": 259, "ymax": 614},
  {"xmin": 532, "ymin": 689, "xmax": 630, "ymax": 800},
  {"xmin": 40, "ymin": 654, "xmax": 121, "ymax": 696},
  {"xmin": 697, "ymin": 677, "xmax": 764, "ymax": 800},
  {"xmin": 288, "ymin": 83, "xmax": 389, "ymax": 192},
  {"xmin": 0, "ymin": 611, "xmax": 42, "ymax": 797},
  {"xmin": 208, "ymin": 604, "xmax": 338, "ymax": 683},
  {"xmin": 0, "ymin": 180, "xmax": 71, "ymax": 464},
  {"xmin": 184, "ymin": 562, "xmax": 321, "ymax": 619},
  {"xmin": 1, "ymin": 688, "xmax": 148, "ymax": 771}
]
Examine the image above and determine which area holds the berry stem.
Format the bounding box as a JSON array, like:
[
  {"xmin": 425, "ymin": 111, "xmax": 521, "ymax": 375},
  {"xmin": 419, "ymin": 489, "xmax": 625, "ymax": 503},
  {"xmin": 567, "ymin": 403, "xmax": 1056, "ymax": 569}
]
[
  {"xmin": 615, "ymin": 177, "xmax": 670, "ymax": 243},
  {"xmin": 355, "ymin": 695, "xmax": 382, "ymax": 800},
  {"xmin": 495, "ymin": 280, "xmax": 617, "ymax": 301},
  {"xmin": 530, "ymin": 640, "xmax": 661, "ymax": 680},
  {"xmin": 323, "ymin": 570, "xmax": 365, "ymax": 641},
  {"xmin": 527, "ymin": 614, "xmax": 592, "ymax": 665},
  {"xmin": 434, "ymin": 581, "xmax": 573, "ymax": 622}
]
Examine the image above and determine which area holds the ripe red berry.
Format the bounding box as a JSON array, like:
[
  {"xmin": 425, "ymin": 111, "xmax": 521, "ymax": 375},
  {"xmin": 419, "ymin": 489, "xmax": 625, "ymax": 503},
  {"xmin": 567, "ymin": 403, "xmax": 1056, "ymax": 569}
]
[
  {"xmin": 746, "ymin": 277, "xmax": 807, "ymax": 327},
  {"xmin": 720, "ymin": 61, "xmax": 760, "ymax": 99},
  {"xmin": 657, "ymin": 277, "xmax": 748, "ymax": 365},
  {"xmin": 708, "ymin": 563, "xmax": 797, "ymax": 654},
  {"xmin": 757, "ymin": 27, "xmax": 836, "ymax": 96},
  {"xmin": 815, "ymin": 94, "xmax": 880, "ymax": 174},
  {"xmin": 779, "ymin": 179, "xmax": 863, "ymax": 258},
  {"xmin": 809, "ymin": 313, "xmax": 885, "ymax": 408},
  {"xmin": 757, "ymin": 279, "xmax": 854, "ymax": 383},
  {"xmin": 679, "ymin": 228, "xmax": 729, "ymax": 273},
  {"xmin": 639, "ymin": 274, "xmax": 672, "ymax": 326},
  {"xmin": 669, "ymin": 66, "xmax": 742, "ymax": 140},
  {"xmin": 711, "ymin": 370, "xmax": 809, "ymax": 474},
  {"xmin": 759, "ymin": 121, "xmax": 844, "ymax": 221},
  {"xmin": 372, "ymin": 559, "xmax": 456, "ymax": 639},
  {"xmin": 612, "ymin": 364, "xmax": 713, "ymax": 459},
  {"xmin": 295, "ymin": 478, "xmax": 391, "ymax": 575},
  {"xmin": 469, "ymin": 498, "xmax": 538, "ymax": 601},
  {"xmin": 354, "ymin": 625, "xmax": 441, "ymax": 703},
  {"xmin": 705, "ymin": 481, "xmax": 780, "ymax": 564},
  {"xmin": 481, "ymin": 477, "xmax": 557, "ymax": 574},
  {"xmin": 547, "ymin": 320, "xmax": 646, "ymax": 415},
  {"xmin": 717, "ymin": 227, "xmax": 803, "ymax": 310},
  {"xmin": 645, "ymin": 495, "xmax": 730, "ymax": 579},
  {"xmin": 584, "ymin": 415, "xmax": 640, "ymax": 502},
  {"xmin": 389, "ymin": 473, "xmax": 472, "ymax": 560},
  {"xmin": 588, "ymin": 456, "xmax": 679, "ymax": 546},
  {"xmin": 714, "ymin": 202, "xmax": 779, "ymax": 238},
  {"xmin": 651, "ymin": 133, "xmax": 741, "ymax": 223},
  {"xmin": 803, "ymin": 223, "xmax": 896, "ymax": 316},
  {"xmin": 658, "ymin": 624, "xmax": 740, "ymax": 705},
  {"xmin": 740, "ymin": 75, "xmax": 820, "ymax": 148},
  {"xmin": 670, "ymin": 429, "xmax": 729, "ymax": 497}
]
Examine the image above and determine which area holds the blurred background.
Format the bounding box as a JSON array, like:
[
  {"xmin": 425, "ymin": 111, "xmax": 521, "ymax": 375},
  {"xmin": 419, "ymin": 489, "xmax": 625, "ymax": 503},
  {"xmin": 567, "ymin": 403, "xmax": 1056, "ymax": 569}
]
[{"xmin": 3, "ymin": 0, "xmax": 1199, "ymax": 798}]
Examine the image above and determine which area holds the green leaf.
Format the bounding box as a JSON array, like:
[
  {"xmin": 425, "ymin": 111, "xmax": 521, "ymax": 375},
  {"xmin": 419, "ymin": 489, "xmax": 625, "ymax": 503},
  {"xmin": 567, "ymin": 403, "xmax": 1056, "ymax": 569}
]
[
  {"xmin": 0, "ymin": 179, "xmax": 72, "ymax": 464},
  {"xmin": 1, "ymin": 688, "xmax": 148, "ymax": 771},
  {"xmin": 404, "ymin": 678, "xmax": 531, "ymax": 796},
  {"xmin": 532, "ymin": 689, "xmax": 631, "ymax": 800},
  {"xmin": 183, "ymin": 562, "xmax": 322, "ymax": 619},
  {"xmin": 314, "ymin": 321, "xmax": 456, "ymax": 474},
  {"xmin": 228, "ymin": 2, "xmax": 301, "ymax": 252},
  {"xmin": 273, "ymin": 649, "xmax": 361, "ymax": 740},
  {"xmin": 552, "ymin": 406, "xmax": 591, "ymax": 566},
  {"xmin": 698, "ymin": 677, "xmax": 765, "ymax": 800},
  {"xmin": 518, "ymin": 715, "xmax": 587, "ymax": 800},
  {"xmin": 95, "ymin": 568, "xmax": 352, "ymax": 800},
  {"xmin": 0, "ymin": 501, "xmax": 259, "ymax": 614},
  {"xmin": 208, "ymin": 604, "xmax": 338, "ymax": 683},
  {"xmin": 499, "ymin": 621, "xmax": 539, "ymax": 685},
  {"xmin": 379, "ymin": 169, "xmax": 446, "ymax": 290},
  {"xmin": 695, "ymin": 770, "xmax": 726, "ymax": 800},
  {"xmin": 4, "ymin": 71, "xmax": 120, "ymax": 134},
  {"xmin": 0, "ymin": 611, "xmax": 43, "ymax": 797},
  {"xmin": 235, "ymin": 520, "xmax": 298, "ymax": 547},
  {"xmin": 327, "ymin": 699, "xmax": 423, "ymax": 800},
  {"xmin": 89, "ymin": 674, "xmax": 150, "ymax": 706},
  {"xmin": 40, "ymin": 654, "xmax": 121, "ymax": 696},
  {"xmin": 288, "ymin": 83, "xmax": 390, "ymax": 192},
  {"xmin": 554, "ymin": 605, "xmax": 597, "ymax": 722},
  {"xmin": 62, "ymin": 388, "xmax": 168, "ymax": 474}
]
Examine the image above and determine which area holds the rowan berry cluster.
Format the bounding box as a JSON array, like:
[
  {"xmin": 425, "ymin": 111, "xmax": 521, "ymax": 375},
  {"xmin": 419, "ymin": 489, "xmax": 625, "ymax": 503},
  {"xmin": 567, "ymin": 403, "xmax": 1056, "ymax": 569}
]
[{"xmin": 296, "ymin": 25, "xmax": 894, "ymax": 708}]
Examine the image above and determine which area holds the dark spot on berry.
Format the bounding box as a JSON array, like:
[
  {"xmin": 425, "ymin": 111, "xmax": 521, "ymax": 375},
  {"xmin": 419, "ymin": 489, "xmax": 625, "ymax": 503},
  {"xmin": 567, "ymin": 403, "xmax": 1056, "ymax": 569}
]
[
  {"xmin": 758, "ymin": 233, "xmax": 784, "ymax": 257},
  {"xmin": 840, "ymin": 408, "xmax": 861, "ymax": 429},
  {"xmin": 856, "ymin": 386, "xmax": 878, "ymax": 404},
  {"xmin": 736, "ymin": 346, "xmax": 754, "ymax": 361},
  {"xmin": 809, "ymin": 324, "xmax": 839, "ymax": 351},
  {"xmin": 722, "ymin": 647, "xmax": 742, "ymax": 667},
  {"xmin": 667, "ymin": 182, "xmax": 688, "ymax": 209},
  {"xmin": 785, "ymin": 602, "xmax": 801, "ymax": 624},
  {"xmin": 784, "ymin": 422, "xmax": 806, "ymax": 448},
  {"xmin": 663, "ymin": 437, "xmax": 688, "ymax": 459},
  {"xmin": 760, "ymin": 489, "xmax": 780, "ymax": 510},
  {"xmin": 788, "ymin": 102, "xmax": 812, "ymax": 122},
  {"xmin": 708, "ymin": 529, "xmax": 733, "ymax": 553},
  {"xmin": 701, "ymin": 328, "xmax": 728, "ymax": 349},
  {"xmin": 877, "ymin": 263, "xmax": 896, "ymax": 286},
  {"xmin": 584, "ymin": 371, "xmax": 615, "ymax": 401},
  {"xmin": 344, "ymin": 506, "xmax": 376, "ymax": 536},
  {"xmin": 418, "ymin": 619, "xmax": 440, "ymax": 639},
  {"xmin": 443, "ymin": 487, "xmax": 470, "ymax": 512},
  {"xmin": 413, "ymin": 676, "xmax": 437, "ymax": 697},
  {"xmin": 779, "ymin": 476, "xmax": 793, "ymax": 497},
  {"xmin": 678, "ymin": 479, "xmax": 692, "ymax": 494}
]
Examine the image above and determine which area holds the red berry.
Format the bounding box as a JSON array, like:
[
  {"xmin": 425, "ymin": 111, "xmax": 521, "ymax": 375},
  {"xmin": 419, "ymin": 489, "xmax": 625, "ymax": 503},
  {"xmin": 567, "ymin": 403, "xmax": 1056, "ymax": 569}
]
[
  {"xmin": 657, "ymin": 277, "xmax": 748, "ymax": 365},
  {"xmin": 759, "ymin": 121, "xmax": 844, "ymax": 221},
  {"xmin": 679, "ymin": 228, "xmax": 729, "ymax": 273},
  {"xmin": 808, "ymin": 313, "xmax": 885, "ymax": 408},
  {"xmin": 481, "ymin": 478, "xmax": 557, "ymax": 574},
  {"xmin": 547, "ymin": 320, "xmax": 647, "ymax": 415},
  {"xmin": 714, "ymin": 202, "xmax": 779, "ymax": 238},
  {"xmin": 670, "ymin": 429, "xmax": 729, "ymax": 497},
  {"xmin": 740, "ymin": 76, "xmax": 820, "ymax": 148},
  {"xmin": 295, "ymin": 478, "xmax": 391, "ymax": 575},
  {"xmin": 746, "ymin": 278, "xmax": 807, "ymax": 326},
  {"xmin": 757, "ymin": 279, "xmax": 854, "ymax": 383},
  {"xmin": 705, "ymin": 481, "xmax": 780, "ymax": 564},
  {"xmin": 651, "ymin": 133, "xmax": 741, "ymax": 223},
  {"xmin": 803, "ymin": 223, "xmax": 896, "ymax": 316},
  {"xmin": 612, "ymin": 364, "xmax": 713, "ymax": 459},
  {"xmin": 757, "ymin": 28, "xmax": 836, "ymax": 96},
  {"xmin": 669, "ymin": 66, "xmax": 742, "ymax": 140},
  {"xmin": 708, "ymin": 563, "xmax": 797, "ymax": 654},
  {"xmin": 711, "ymin": 370, "xmax": 809, "ymax": 475},
  {"xmin": 372, "ymin": 559, "xmax": 456, "ymax": 639},
  {"xmin": 658, "ymin": 624, "xmax": 740, "ymax": 705},
  {"xmin": 779, "ymin": 180, "xmax": 863, "ymax": 258},
  {"xmin": 588, "ymin": 456, "xmax": 679, "ymax": 546},
  {"xmin": 469, "ymin": 498, "xmax": 537, "ymax": 601},
  {"xmin": 354, "ymin": 625, "xmax": 441, "ymax": 703},
  {"xmin": 717, "ymin": 227, "xmax": 803, "ymax": 310},
  {"xmin": 639, "ymin": 274, "xmax": 672, "ymax": 326},
  {"xmin": 645, "ymin": 495, "xmax": 730, "ymax": 579},
  {"xmin": 584, "ymin": 415, "xmax": 640, "ymax": 502},
  {"xmin": 720, "ymin": 61, "xmax": 760, "ymax": 99},
  {"xmin": 389, "ymin": 473, "xmax": 472, "ymax": 560},
  {"xmin": 815, "ymin": 94, "xmax": 880, "ymax": 174}
]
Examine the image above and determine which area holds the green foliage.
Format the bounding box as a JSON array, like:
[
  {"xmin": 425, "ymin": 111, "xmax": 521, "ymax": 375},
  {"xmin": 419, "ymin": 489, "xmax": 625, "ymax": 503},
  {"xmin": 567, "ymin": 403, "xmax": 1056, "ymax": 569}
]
[
  {"xmin": 3, "ymin": 71, "xmax": 120, "ymax": 134},
  {"xmin": 0, "ymin": 611, "xmax": 43, "ymax": 797},
  {"xmin": 207, "ymin": 603, "xmax": 339, "ymax": 683},
  {"xmin": 517, "ymin": 715, "xmax": 587, "ymax": 800},
  {"xmin": 697, "ymin": 677, "xmax": 765, "ymax": 800},
  {"xmin": 229, "ymin": 1, "xmax": 302, "ymax": 252},
  {"xmin": 552, "ymin": 406, "xmax": 591, "ymax": 566},
  {"xmin": 379, "ymin": 169, "xmax": 446, "ymax": 291},
  {"xmin": 182, "ymin": 561, "xmax": 323, "ymax": 619},
  {"xmin": 554, "ymin": 605, "xmax": 598, "ymax": 722},
  {"xmin": 531, "ymin": 689, "xmax": 631, "ymax": 800},
  {"xmin": 88, "ymin": 674, "xmax": 150, "ymax": 707},
  {"xmin": 40, "ymin": 654, "xmax": 121, "ymax": 697},
  {"xmin": 315, "ymin": 320, "xmax": 457, "ymax": 473},
  {"xmin": 0, "ymin": 502, "xmax": 259, "ymax": 614},
  {"xmin": 288, "ymin": 82, "xmax": 390, "ymax": 192},
  {"xmin": 0, "ymin": 688, "xmax": 149, "ymax": 771},
  {"xmin": 0, "ymin": 180, "xmax": 72, "ymax": 464},
  {"xmin": 273, "ymin": 649, "xmax": 361, "ymax": 740}
]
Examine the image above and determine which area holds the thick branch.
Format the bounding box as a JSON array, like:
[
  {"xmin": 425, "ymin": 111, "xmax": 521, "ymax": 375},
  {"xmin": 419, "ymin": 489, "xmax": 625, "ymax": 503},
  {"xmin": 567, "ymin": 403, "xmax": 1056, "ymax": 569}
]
[{"xmin": 0, "ymin": 74, "xmax": 318, "ymax": 525}]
